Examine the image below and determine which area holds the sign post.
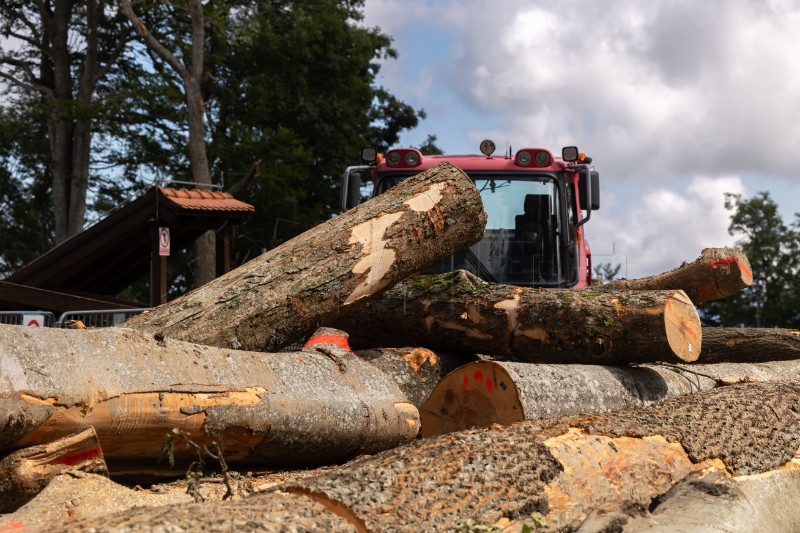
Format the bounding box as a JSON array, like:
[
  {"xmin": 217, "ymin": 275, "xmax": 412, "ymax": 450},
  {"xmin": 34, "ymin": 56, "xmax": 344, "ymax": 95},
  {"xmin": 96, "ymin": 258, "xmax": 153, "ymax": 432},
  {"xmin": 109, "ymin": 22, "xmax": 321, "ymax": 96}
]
[
  {"xmin": 158, "ymin": 227, "xmax": 170, "ymax": 256},
  {"xmin": 23, "ymin": 314, "xmax": 44, "ymax": 327}
]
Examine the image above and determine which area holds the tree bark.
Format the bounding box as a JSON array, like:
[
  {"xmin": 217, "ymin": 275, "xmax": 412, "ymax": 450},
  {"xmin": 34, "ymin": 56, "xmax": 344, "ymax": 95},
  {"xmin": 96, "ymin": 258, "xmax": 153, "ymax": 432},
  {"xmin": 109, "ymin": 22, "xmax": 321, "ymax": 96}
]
[
  {"xmin": 0, "ymin": 428, "xmax": 107, "ymax": 513},
  {"xmin": 0, "ymin": 324, "xmax": 419, "ymax": 468},
  {"xmin": 267, "ymin": 381, "xmax": 800, "ymax": 532},
  {"xmin": 699, "ymin": 327, "xmax": 800, "ymax": 363},
  {"xmin": 419, "ymin": 358, "xmax": 800, "ymax": 437},
  {"xmin": 333, "ymin": 271, "xmax": 701, "ymax": 364},
  {"xmin": 356, "ymin": 348, "xmax": 476, "ymax": 407},
  {"xmin": 122, "ymin": 163, "xmax": 486, "ymax": 352},
  {"xmin": 577, "ymin": 468, "xmax": 800, "ymax": 532},
  {"xmin": 603, "ymin": 247, "xmax": 752, "ymax": 304}
]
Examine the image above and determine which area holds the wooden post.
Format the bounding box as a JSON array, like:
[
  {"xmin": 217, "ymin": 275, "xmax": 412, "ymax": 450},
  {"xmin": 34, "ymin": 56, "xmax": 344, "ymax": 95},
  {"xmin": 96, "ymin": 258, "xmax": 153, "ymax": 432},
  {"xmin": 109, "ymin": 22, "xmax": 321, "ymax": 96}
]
[
  {"xmin": 150, "ymin": 224, "xmax": 167, "ymax": 306},
  {"xmin": 215, "ymin": 223, "xmax": 232, "ymax": 277}
]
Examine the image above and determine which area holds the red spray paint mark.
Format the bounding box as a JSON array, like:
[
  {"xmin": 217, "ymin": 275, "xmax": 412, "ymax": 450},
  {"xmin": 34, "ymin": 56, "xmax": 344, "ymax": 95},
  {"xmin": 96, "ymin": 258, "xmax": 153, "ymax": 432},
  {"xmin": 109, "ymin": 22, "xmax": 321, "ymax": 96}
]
[
  {"xmin": 473, "ymin": 370, "xmax": 483, "ymax": 381},
  {"xmin": 303, "ymin": 334, "xmax": 351, "ymax": 351},
  {"xmin": 462, "ymin": 375, "xmax": 469, "ymax": 391},
  {"xmin": 55, "ymin": 447, "xmax": 103, "ymax": 466},
  {"xmin": 710, "ymin": 257, "xmax": 753, "ymax": 280},
  {"xmin": 486, "ymin": 378, "xmax": 494, "ymax": 392},
  {"xmin": 0, "ymin": 522, "xmax": 25, "ymax": 532}
]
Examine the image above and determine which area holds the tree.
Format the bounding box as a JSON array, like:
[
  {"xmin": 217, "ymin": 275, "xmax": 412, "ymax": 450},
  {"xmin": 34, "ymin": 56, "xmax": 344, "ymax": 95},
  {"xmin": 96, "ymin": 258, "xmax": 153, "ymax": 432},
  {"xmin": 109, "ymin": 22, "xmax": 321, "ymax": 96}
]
[
  {"xmin": 594, "ymin": 261, "xmax": 622, "ymax": 283},
  {"xmin": 0, "ymin": 1, "xmax": 134, "ymax": 244},
  {"xmin": 699, "ymin": 192, "xmax": 800, "ymax": 327}
]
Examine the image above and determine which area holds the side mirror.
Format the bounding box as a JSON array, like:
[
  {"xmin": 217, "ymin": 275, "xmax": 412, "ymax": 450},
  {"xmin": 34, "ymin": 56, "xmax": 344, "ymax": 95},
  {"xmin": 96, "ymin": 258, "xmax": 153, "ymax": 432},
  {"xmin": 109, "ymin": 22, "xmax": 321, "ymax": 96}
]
[
  {"xmin": 578, "ymin": 170, "xmax": 600, "ymax": 211},
  {"xmin": 340, "ymin": 171, "xmax": 362, "ymax": 212}
]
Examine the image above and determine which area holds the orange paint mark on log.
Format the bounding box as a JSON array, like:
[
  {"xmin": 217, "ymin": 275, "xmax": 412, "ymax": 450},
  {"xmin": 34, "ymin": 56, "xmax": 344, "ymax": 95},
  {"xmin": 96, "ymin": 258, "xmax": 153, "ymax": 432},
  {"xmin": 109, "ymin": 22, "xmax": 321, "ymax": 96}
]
[
  {"xmin": 710, "ymin": 256, "xmax": 753, "ymax": 281},
  {"xmin": 0, "ymin": 522, "xmax": 25, "ymax": 532},
  {"xmin": 55, "ymin": 447, "xmax": 103, "ymax": 466},
  {"xmin": 303, "ymin": 334, "xmax": 352, "ymax": 351}
]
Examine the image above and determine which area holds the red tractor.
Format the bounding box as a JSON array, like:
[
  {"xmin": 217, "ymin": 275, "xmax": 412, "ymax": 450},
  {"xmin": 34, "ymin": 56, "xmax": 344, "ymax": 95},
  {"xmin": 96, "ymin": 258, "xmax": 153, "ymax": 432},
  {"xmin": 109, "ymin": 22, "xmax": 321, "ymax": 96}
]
[{"xmin": 341, "ymin": 141, "xmax": 599, "ymax": 288}]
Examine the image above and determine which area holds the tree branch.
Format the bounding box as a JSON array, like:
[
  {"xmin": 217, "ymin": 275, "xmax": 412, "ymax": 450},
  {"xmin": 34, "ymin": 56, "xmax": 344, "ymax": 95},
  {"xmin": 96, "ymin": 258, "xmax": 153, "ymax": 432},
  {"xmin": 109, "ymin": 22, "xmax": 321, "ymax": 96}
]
[{"xmin": 119, "ymin": 0, "xmax": 190, "ymax": 80}]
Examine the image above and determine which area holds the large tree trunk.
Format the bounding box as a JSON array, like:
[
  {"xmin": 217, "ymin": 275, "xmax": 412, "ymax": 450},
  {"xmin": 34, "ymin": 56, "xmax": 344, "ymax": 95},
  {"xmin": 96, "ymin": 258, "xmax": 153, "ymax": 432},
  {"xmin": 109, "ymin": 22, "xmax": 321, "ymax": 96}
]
[
  {"xmin": 419, "ymin": 358, "xmax": 800, "ymax": 437},
  {"xmin": 699, "ymin": 327, "xmax": 800, "ymax": 363},
  {"xmin": 33, "ymin": 382, "xmax": 800, "ymax": 532},
  {"xmin": 123, "ymin": 163, "xmax": 486, "ymax": 351},
  {"xmin": 0, "ymin": 324, "xmax": 419, "ymax": 468},
  {"xmin": 603, "ymin": 247, "xmax": 753, "ymax": 303},
  {"xmin": 577, "ymin": 468, "xmax": 800, "ymax": 532},
  {"xmin": 334, "ymin": 271, "xmax": 701, "ymax": 364},
  {"xmin": 0, "ymin": 428, "xmax": 107, "ymax": 513},
  {"xmin": 267, "ymin": 381, "xmax": 800, "ymax": 532}
]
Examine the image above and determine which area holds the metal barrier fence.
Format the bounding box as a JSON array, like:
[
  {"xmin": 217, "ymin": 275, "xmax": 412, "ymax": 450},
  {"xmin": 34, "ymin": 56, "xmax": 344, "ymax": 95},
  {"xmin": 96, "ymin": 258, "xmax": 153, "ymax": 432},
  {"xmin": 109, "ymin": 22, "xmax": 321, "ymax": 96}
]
[
  {"xmin": 0, "ymin": 311, "xmax": 57, "ymax": 327},
  {"xmin": 55, "ymin": 308, "xmax": 151, "ymax": 328}
]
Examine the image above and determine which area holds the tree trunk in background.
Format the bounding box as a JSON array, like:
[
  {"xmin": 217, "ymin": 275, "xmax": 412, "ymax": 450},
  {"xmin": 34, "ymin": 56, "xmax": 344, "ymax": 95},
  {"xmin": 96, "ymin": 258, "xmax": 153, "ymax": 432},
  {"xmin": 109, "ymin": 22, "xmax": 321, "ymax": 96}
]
[
  {"xmin": 0, "ymin": 324, "xmax": 419, "ymax": 468},
  {"xmin": 121, "ymin": 0, "xmax": 215, "ymax": 286},
  {"xmin": 0, "ymin": 428, "xmax": 107, "ymax": 513},
  {"xmin": 419, "ymin": 358, "xmax": 800, "ymax": 437},
  {"xmin": 122, "ymin": 163, "xmax": 486, "ymax": 352},
  {"xmin": 356, "ymin": 347, "xmax": 476, "ymax": 407},
  {"xmin": 334, "ymin": 271, "xmax": 701, "ymax": 365},
  {"xmin": 698, "ymin": 327, "xmax": 800, "ymax": 363},
  {"xmin": 269, "ymin": 381, "xmax": 800, "ymax": 532},
  {"xmin": 603, "ymin": 247, "xmax": 752, "ymax": 303}
]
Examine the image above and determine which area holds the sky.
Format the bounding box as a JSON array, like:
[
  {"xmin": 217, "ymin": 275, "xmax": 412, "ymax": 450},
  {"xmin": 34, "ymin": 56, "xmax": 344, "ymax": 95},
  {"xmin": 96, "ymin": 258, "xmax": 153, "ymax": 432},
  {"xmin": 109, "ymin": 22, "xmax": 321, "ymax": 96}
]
[{"xmin": 362, "ymin": 0, "xmax": 800, "ymax": 279}]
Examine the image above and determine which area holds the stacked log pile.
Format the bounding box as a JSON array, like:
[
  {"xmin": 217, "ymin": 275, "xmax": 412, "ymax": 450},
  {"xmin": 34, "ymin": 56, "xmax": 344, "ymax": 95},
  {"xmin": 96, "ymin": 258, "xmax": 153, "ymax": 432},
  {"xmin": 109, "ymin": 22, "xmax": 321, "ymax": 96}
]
[{"xmin": 3, "ymin": 161, "xmax": 800, "ymax": 531}]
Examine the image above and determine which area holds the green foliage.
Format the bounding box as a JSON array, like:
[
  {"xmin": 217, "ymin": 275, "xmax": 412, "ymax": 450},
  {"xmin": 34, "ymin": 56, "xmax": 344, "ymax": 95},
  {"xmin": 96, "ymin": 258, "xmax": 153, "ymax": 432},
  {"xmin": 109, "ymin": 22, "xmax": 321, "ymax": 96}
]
[
  {"xmin": 699, "ymin": 191, "xmax": 800, "ymax": 327},
  {"xmin": 0, "ymin": 0, "xmax": 427, "ymax": 295}
]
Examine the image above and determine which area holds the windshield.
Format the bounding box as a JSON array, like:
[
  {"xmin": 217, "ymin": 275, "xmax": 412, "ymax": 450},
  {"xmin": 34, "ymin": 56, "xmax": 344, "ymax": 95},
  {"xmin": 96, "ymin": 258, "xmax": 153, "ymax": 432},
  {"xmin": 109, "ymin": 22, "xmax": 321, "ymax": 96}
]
[{"xmin": 376, "ymin": 172, "xmax": 564, "ymax": 286}]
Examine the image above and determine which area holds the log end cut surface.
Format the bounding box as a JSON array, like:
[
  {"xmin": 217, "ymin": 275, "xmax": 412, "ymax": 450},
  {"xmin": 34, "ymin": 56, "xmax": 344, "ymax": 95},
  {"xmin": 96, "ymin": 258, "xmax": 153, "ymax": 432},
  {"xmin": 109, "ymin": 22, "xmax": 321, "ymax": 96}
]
[
  {"xmin": 420, "ymin": 361, "xmax": 524, "ymax": 438},
  {"xmin": 664, "ymin": 290, "xmax": 701, "ymax": 362}
]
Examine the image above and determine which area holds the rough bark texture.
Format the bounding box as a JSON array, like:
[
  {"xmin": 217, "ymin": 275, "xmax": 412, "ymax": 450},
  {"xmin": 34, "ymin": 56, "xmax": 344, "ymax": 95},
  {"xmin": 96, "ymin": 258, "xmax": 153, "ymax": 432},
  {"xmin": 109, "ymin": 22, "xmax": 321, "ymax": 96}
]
[
  {"xmin": 699, "ymin": 327, "xmax": 800, "ymax": 363},
  {"xmin": 267, "ymin": 381, "xmax": 800, "ymax": 532},
  {"xmin": 1, "ymin": 472, "xmax": 355, "ymax": 533},
  {"xmin": 0, "ymin": 324, "xmax": 419, "ymax": 467},
  {"xmin": 122, "ymin": 163, "xmax": 486, "ymax": 351},
  {"xmin": 603, "ymin": 247, "xmax": 753, "ymax": 303},
  {"xmin": 334, "ymin": 271, "xmax": 701, "ymax": 364},
  {"xmin": 419, "ymin": 359, "xmax": 800, "ymax": 437},
  {"xmin": 0, "ymin": 428, "xmax": 107, "ymax": 513},
  {"xmin": 577, "ymin": 468, "xmax": 800, "ymax": 532},
  {"xmin": 356, "ymin": 347, "xmax": 476, "ymax": 407}
]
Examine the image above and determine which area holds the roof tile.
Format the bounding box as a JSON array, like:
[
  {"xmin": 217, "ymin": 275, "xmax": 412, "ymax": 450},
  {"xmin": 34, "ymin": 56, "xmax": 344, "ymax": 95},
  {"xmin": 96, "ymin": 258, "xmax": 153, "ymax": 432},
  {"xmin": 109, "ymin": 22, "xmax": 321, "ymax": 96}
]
[{"xmin": 158, "ymin": 187, "xmax": 255, "ymax": 213}]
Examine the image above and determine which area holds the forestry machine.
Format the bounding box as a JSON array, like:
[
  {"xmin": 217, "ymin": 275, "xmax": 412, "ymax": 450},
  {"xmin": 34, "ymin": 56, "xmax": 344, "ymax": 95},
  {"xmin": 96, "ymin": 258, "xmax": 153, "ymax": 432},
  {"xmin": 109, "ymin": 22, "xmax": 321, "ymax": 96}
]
[{"xmin": 340, "ymin": 141, "xmax": 600, "ymax": 288}]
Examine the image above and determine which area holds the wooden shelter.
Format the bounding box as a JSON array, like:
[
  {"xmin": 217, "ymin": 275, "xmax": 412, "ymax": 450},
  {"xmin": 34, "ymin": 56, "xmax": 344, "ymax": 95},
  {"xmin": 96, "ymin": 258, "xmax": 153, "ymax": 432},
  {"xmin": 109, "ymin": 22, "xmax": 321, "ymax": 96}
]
[{"xmin": 1, "ymin": 186, "xmax": 254, "ymax": 312}]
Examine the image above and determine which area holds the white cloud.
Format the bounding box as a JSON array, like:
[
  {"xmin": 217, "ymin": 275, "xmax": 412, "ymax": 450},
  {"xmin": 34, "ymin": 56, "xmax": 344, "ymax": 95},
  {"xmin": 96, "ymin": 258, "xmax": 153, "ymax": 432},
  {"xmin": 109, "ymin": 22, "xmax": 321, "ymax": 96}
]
[
  {"xmin": 363, "ymin": 0, "xmax": 799, "ymax": 277},
  {"xmin": 588, "ymin": 175, "xmax": 748, "ymax": 278}
]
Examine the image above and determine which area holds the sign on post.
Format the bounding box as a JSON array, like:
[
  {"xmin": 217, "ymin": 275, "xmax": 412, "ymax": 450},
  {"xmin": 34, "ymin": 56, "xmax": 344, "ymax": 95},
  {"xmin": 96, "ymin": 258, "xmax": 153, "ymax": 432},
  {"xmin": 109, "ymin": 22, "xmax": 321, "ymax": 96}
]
[
  {"xmin": 23, "ymin": 314, "xmax": 45, "ymax": 327},
  {"xmin": 159, "ymin": 227, "xmax": 170, "ymax": 256}
]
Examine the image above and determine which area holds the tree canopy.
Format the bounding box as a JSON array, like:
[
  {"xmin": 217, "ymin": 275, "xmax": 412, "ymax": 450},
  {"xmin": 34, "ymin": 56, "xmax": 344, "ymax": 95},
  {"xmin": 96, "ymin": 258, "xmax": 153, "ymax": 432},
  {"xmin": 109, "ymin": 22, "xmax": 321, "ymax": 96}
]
[
  {"xmin": 0, "ymin": 0, "xmax": 427, "ymax": 286},
  {"xmin": 699, "ymin": 191, "xmax": 800, "ymax": 327}
]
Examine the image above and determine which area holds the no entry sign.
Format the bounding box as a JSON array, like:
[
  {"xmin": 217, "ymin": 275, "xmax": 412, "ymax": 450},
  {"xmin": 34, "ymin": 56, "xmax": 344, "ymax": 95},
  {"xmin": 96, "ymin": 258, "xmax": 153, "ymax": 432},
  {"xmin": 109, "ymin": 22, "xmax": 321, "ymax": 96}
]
[{"xmin": 159, "ymin": 227, "xmax": 170, "ymax": 256}]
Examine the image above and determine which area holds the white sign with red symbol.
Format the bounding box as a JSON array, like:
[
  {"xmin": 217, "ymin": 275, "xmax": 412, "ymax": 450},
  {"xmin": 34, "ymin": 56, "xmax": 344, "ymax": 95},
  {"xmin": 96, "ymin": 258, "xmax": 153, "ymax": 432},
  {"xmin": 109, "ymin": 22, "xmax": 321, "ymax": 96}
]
[
  {"xmin": 23, "ymin": 314, "xmax": 45, "ymax": 327},
  {"xmin": 159, "ymin": 227, "xmax": 170, "ymax": 256}
]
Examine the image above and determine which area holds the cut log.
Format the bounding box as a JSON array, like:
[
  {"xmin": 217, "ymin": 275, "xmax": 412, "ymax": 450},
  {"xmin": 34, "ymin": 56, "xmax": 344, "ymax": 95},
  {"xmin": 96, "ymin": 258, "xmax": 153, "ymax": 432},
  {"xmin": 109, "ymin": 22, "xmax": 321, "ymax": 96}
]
[
  {"xmin": 0, "ymin": 427, "xmax": 107, "ymax": 513},
  {"xmin": 334, "ymin": 271, "xmax": 702, "ymax": 364},
  {"xmin": 420, "ymin": 358, "xmax": 800, "ymax": 437},
  {"xmin": 577, "ymin": 468, "xmax": 800, "ymax": 532},
  {"xmin": 355, "ymin": 347, "xmax": 476, "ymax": 407},
  {"xmin": 698, "ymin": 327, "xmax": 800, "ymax": 363},
  {"xmin": 0, "ymin": 324, "xmax": 419, "ymax": 468},
  {"xmin": 121, "ymin": 161, "xmax": 486, "ymax": 352},
  {"xmin": 602, "ymin": 247, "xmax": 753, "ymax": 303},
  {"xmin": 270, "ymin": 381, "xmax": 800, "ymax": 532}
]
